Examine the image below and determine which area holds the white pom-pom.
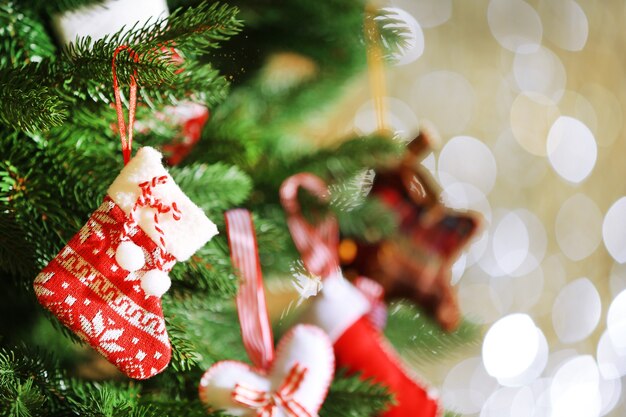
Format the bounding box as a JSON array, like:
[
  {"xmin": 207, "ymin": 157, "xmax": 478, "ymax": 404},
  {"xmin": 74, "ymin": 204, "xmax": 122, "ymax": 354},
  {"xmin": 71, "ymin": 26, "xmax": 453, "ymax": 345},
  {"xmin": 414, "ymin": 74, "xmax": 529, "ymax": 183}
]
[
  {"xmin": 141, "ymin": 269, "xmax": 171, "ymax": 297},
  {"xmin": 115, "ymin": 241, "xmax": 145, "ymax": 272}
]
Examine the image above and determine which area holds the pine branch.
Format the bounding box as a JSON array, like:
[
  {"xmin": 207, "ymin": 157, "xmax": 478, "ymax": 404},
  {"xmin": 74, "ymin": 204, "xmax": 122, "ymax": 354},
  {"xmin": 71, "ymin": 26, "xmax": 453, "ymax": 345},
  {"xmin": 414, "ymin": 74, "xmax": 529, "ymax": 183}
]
[
  {"xmin": 163, "ymin": 293, "xmax": 246, "ymax": 371},
  {"xmin": 0, "ymin": 2, "xmax": 56, "ymax": 69},
  {"xmin": 1, "ymin": 1, "xmax": 241, "ymax": 132},
  {"xmin": 171, "ymin": 162, "xmax": 252, "ymax": 217},
  {"xmin": 384, "ymin": 302, "xmax": 481, "ymax": 365},
  {"xmin": 320, "ymin": 371, "xmax": 393, "ymax": 417},
  {"xmin": 0, "ymin": 68, "xmax": 67, "ymax": 132}
]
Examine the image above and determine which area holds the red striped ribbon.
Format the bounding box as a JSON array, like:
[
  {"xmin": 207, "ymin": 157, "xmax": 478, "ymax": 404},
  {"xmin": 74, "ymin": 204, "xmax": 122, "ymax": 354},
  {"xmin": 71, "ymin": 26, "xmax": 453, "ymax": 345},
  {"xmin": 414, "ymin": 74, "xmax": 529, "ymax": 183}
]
[
  {"xmin": 225, "ymin": 209, "xmax": 275, "ymax": 370},
  {"xmin": 120, "ymin": 175, "xmax": 181, "ymax": 270},
  {"xmin": 112, "ymin": 45, "xmax": 139, "ymax": 165},
  {"xmin": 232, "ymin": 362, "xmax": 315, "ymax": 417},
  {"xmin": 279, "ymin": 173, "xmax": 339, "ymax": 279}
]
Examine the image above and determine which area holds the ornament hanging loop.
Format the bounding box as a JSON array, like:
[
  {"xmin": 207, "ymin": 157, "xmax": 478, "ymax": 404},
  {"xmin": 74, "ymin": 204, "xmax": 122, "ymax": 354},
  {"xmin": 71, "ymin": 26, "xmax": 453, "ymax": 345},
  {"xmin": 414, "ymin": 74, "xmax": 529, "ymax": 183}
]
[
  {"xmin": 112, "ymin": 45, "xmax": 139, "ymax": 165},
  {"xmin": 279, "ymin": 173, "xmax": 340, "ymax": 278}
]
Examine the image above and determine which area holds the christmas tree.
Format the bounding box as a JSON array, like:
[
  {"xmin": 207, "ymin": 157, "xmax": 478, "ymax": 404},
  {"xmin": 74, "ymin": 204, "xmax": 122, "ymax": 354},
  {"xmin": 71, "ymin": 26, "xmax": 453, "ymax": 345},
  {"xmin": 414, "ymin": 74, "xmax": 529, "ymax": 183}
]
[{"xmin": 0, "ymin": 1, "xmax": 478, "ymax": 415}]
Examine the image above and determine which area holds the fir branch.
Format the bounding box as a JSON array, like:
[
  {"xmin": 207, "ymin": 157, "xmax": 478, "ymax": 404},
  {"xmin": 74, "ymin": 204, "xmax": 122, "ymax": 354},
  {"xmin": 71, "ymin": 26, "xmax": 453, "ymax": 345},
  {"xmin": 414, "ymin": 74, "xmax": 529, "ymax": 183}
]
[
  {"xmin": 171, "ymin": 162, "xmax": 252, "ymax": 217},
  {"xmin": 384, "ymin": 302, "xmax": 481, "ymax": 365},
  {"xmin": 163, "ymin": 293, "xmax": 246, "ymax": 370},
  {"xmin": 320, "ymin": 371, "xmax": 393, "ymax": 417},
  {"xmin": 1, "ymin": 1, "xmax": 240, "ymax": 132},
  {"xmin": 371, "ymin": 8, "xmax": 413, "ymax": 63},
  {"xmin": 169, "ymin": 238, "xmax": 237, "ymax": 297},
  {"xmin": 0, "ymin": 68, "xmax": 67, "ymax": 132},
  {"xmin": 0, "ymin": 2, "xmax": 56, "ymax": 68}
]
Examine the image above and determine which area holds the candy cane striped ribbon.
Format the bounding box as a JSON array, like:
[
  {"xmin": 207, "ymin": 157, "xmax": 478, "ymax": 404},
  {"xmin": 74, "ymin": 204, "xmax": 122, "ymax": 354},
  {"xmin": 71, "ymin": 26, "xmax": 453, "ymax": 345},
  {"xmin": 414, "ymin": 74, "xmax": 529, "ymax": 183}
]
[
  {"xmin": 232, "ymin": 362, "xmax": 315, "ymax": 417},
  {"xmin": 225, "ymin": 209, "xmax": 274, "ymax": 370},
  {"xmin": 120, "ymin": 175, "xmax": 182, "ymax": 269},
  {"xmin": 279, "ymin": 173, "xmax": 339, "ymax": 279},
  {"xmin": 112, "ymin": 45, "xmax": 138, "ymax": 166}
]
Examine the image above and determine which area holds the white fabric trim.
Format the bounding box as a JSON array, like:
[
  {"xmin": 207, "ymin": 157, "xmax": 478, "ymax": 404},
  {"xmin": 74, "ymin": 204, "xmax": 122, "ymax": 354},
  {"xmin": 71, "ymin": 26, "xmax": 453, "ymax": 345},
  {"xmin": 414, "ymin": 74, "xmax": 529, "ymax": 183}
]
[
  {"xmin": 107, "ymin": 147, "xmax": 218, "ymax": 261},
  {"xmin": 199, "ymin": 325, "xmax": 334, "ymax": 415},
  {"xmin": 300, "ymin": 274, "xmax": 370, "ymax": 343},
  {"xmin": 52, "ymin": 0, "xmax": 169, "ymax": 45}
]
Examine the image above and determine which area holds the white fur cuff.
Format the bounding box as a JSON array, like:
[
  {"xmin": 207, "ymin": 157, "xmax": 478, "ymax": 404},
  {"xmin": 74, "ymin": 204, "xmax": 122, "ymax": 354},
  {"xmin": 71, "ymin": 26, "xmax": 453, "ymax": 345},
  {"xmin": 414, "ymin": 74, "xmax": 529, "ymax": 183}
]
[
  {"xmin": 299, "ymin": 274, "xmax": 370, "ymax": 343},
  {"xmin": 107, "ymin": 147, "xmax": 218, "ymax": 261},
  {"xmin": 52, "ymin": 0, "xmax": 169, "ymax": 45}
]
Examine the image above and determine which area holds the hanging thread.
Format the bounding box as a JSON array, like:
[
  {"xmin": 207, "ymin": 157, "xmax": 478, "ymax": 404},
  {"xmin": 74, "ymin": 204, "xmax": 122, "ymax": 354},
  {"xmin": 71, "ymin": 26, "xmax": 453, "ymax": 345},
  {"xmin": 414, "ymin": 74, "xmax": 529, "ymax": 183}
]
[{"xmin": 112, "ymin": 45, "xmax": 139, "ymax": 165}]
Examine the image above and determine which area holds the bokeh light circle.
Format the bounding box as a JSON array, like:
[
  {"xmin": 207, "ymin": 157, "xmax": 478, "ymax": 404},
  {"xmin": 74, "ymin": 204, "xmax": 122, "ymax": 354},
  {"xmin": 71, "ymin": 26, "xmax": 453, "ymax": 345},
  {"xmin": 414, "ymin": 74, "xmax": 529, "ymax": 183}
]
[
  {"xmin": 487, "ymin": 0, "xmax": 542, "ymax": 53},
  {"xmin": 513, "ymin": 45, "xmax": 566, "ymax": 101},
  {"xmin": 482, "ymin": 314, "xmax": 547, "ymax": 385},
  {"xmin": 538, "ymin": 0, "xmax": 589, "ymax": 51},
  {"xmin": 550, "ymin": 355, "xmax": 601, "ymax": 417},
  {"xmin": 552, "ymin": 278, "xmax": 601, "ymax": 344},
  {"xmin": 438, "ymin": 136, "xmax": 497, "ymax": 196},
  {"xmin": 603, "ymin": 197, "xmax": 626, "ymax": 263},
  {"xmin": 381, "ymin": 7, "xmax": 424, "ymax": 66},
  {"xmin": 546, "ymin": 116, "xmax": 597, "ymax": 183}
]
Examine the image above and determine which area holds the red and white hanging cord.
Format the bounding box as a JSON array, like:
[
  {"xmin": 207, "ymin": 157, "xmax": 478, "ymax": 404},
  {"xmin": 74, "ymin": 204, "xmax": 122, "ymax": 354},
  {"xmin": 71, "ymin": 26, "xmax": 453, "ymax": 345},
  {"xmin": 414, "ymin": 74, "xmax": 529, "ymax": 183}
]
[
  {"xmin": 225, "ymin": 209, "xmax": 314, "ymax": 417},
  {"xmin": 279, "ymin": 173, "xmax": 339, "ymax": 279},
  {"xmin": 112, "ymin": 45, "xmax": 138, "ymax": 166},
  {"xmin": 280, "ymin": 173, "xmax": 388, "ymax": 324}
]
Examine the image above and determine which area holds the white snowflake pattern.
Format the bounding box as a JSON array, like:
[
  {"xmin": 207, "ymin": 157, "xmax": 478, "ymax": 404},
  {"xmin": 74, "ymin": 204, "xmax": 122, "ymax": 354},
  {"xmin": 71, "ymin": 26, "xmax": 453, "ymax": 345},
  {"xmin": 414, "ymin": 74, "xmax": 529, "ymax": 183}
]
[{"xmin": 79, "ymin": 311, "xmax": 125, "ymax": 353}]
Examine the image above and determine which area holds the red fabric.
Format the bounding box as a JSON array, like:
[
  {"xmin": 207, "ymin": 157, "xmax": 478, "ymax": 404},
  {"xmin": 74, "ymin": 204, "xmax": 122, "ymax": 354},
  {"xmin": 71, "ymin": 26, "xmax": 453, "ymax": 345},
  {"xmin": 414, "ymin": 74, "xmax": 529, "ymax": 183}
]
[
  {"xmin": 334, "ymin": 316, "xmax": 439, "ymax": 417},
  {"xmin": 33, "ymin": 197, "xmax": 173, "ymax": 379},
  {"xmin": 163, "ymin": 105, "xmax": 209, "ymax": 166}
]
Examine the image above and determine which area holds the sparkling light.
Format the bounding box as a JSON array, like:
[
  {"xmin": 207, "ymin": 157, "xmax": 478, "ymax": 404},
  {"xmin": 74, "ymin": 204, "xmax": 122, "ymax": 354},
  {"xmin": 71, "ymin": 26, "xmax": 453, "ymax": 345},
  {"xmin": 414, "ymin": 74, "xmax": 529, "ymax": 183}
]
[
  {"xmin": 450, "ymin": 254, "xmax": 467, "ymax": 285},
  {"xmin": 354, "ymin": 97, "xmax": 419, "ymax": 139},
  {"xmin": 381, "ymin": 8, "xmax": 424, "ymax": 66},
  {"xmin": 596, "ymin": 330, "xmax": 626, "ymax": 380},
  {"xmin": 482, "ymin": 314, "xmax": 547, "ymax": 386},
  {"xmin": 392, "ymin": 0, "xmax": 452, "ymax": 28},
  {"xmin": 552, "ymin": 278, "xmax": 601, "ymax": 344},
  {"xmin": 546, "ymin": 116, "xmax": 597, "ymax": 183},
  {"xmin": 555, "ymin": 193, "xmax": 602, "ymax": 261},
  {"xmin": 492, "ymin": 212, "xmax": 530, "ymax": 275},
  {"xmin": 598, "ymin": 375, "xmax": 621, "ymax": 416},
  {"xmin": 602, "ymin": 197, "xmax": 626, "ymax": 263},
  {"xmin": 440, "ymin": 181, "xmax": 492, "ymax": 223},
  {"xmin": 487, "ymin": 0, "xmax": 542, "ymax": 53},
  {"xmin": 412, "ymin": 71, "xmax": 475, "ymax": 136},
  {"xmin": 512, "ymin": 210, "xmax": 547, "ymax": 277},
  {"xmin": 441, "ymin": 357, "xmax": 499, "ymax": 414},
  {"xmin": 438, "ymin": 136, "xmax": 497, "ymax": 196},
  {"xmin": 550, "ymin": 355, "xmax": 602, "ymax": 417},
  {"xmin": 513, "ymin": 46, "xmax": 566, "ymax": 101},
  {"xmin": 538, "ymin": 0, "xmax": 588, "ymax": 51},
  {"xmin": 607, "ymin": 289, "xmax": 626, "ymax": 354},
  {"xmin": 511, "ymin": 263, "xmax": 545, "ymax": 312}
]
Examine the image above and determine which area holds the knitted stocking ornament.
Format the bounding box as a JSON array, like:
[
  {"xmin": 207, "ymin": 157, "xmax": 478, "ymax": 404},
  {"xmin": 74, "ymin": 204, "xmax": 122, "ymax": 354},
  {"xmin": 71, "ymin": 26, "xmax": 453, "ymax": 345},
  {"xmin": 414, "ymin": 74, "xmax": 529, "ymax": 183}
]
[
  {"xmin": 280, "ymin": 173, "xmax": 440, "ymax": 417},
  {"xmin": 34, "ymin": 147, "xmax": 218, "ymax": 379}
]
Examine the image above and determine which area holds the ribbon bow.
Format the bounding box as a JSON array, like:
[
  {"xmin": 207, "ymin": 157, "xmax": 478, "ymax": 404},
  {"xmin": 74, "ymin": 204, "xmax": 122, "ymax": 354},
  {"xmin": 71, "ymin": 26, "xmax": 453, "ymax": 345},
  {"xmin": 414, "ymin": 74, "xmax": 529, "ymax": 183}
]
[{"xmin": 232, "ymin": 363, "xmax": 315, "ymax": 417}]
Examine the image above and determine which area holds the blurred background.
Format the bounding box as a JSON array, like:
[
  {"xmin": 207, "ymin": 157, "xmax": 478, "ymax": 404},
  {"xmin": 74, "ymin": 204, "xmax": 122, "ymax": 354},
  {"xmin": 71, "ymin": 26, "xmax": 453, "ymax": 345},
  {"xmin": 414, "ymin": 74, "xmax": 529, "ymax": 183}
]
[{"xmin": 314, "ymin": 0, "xmax": 626, "ymax": 416}]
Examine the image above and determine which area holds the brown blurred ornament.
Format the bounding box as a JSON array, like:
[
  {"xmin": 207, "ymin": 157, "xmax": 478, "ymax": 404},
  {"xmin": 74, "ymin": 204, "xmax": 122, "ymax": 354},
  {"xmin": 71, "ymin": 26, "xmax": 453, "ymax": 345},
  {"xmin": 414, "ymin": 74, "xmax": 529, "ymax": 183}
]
[{"xmin": 341, "ymin": 130, "xmax": 483, "ymax": 331}]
